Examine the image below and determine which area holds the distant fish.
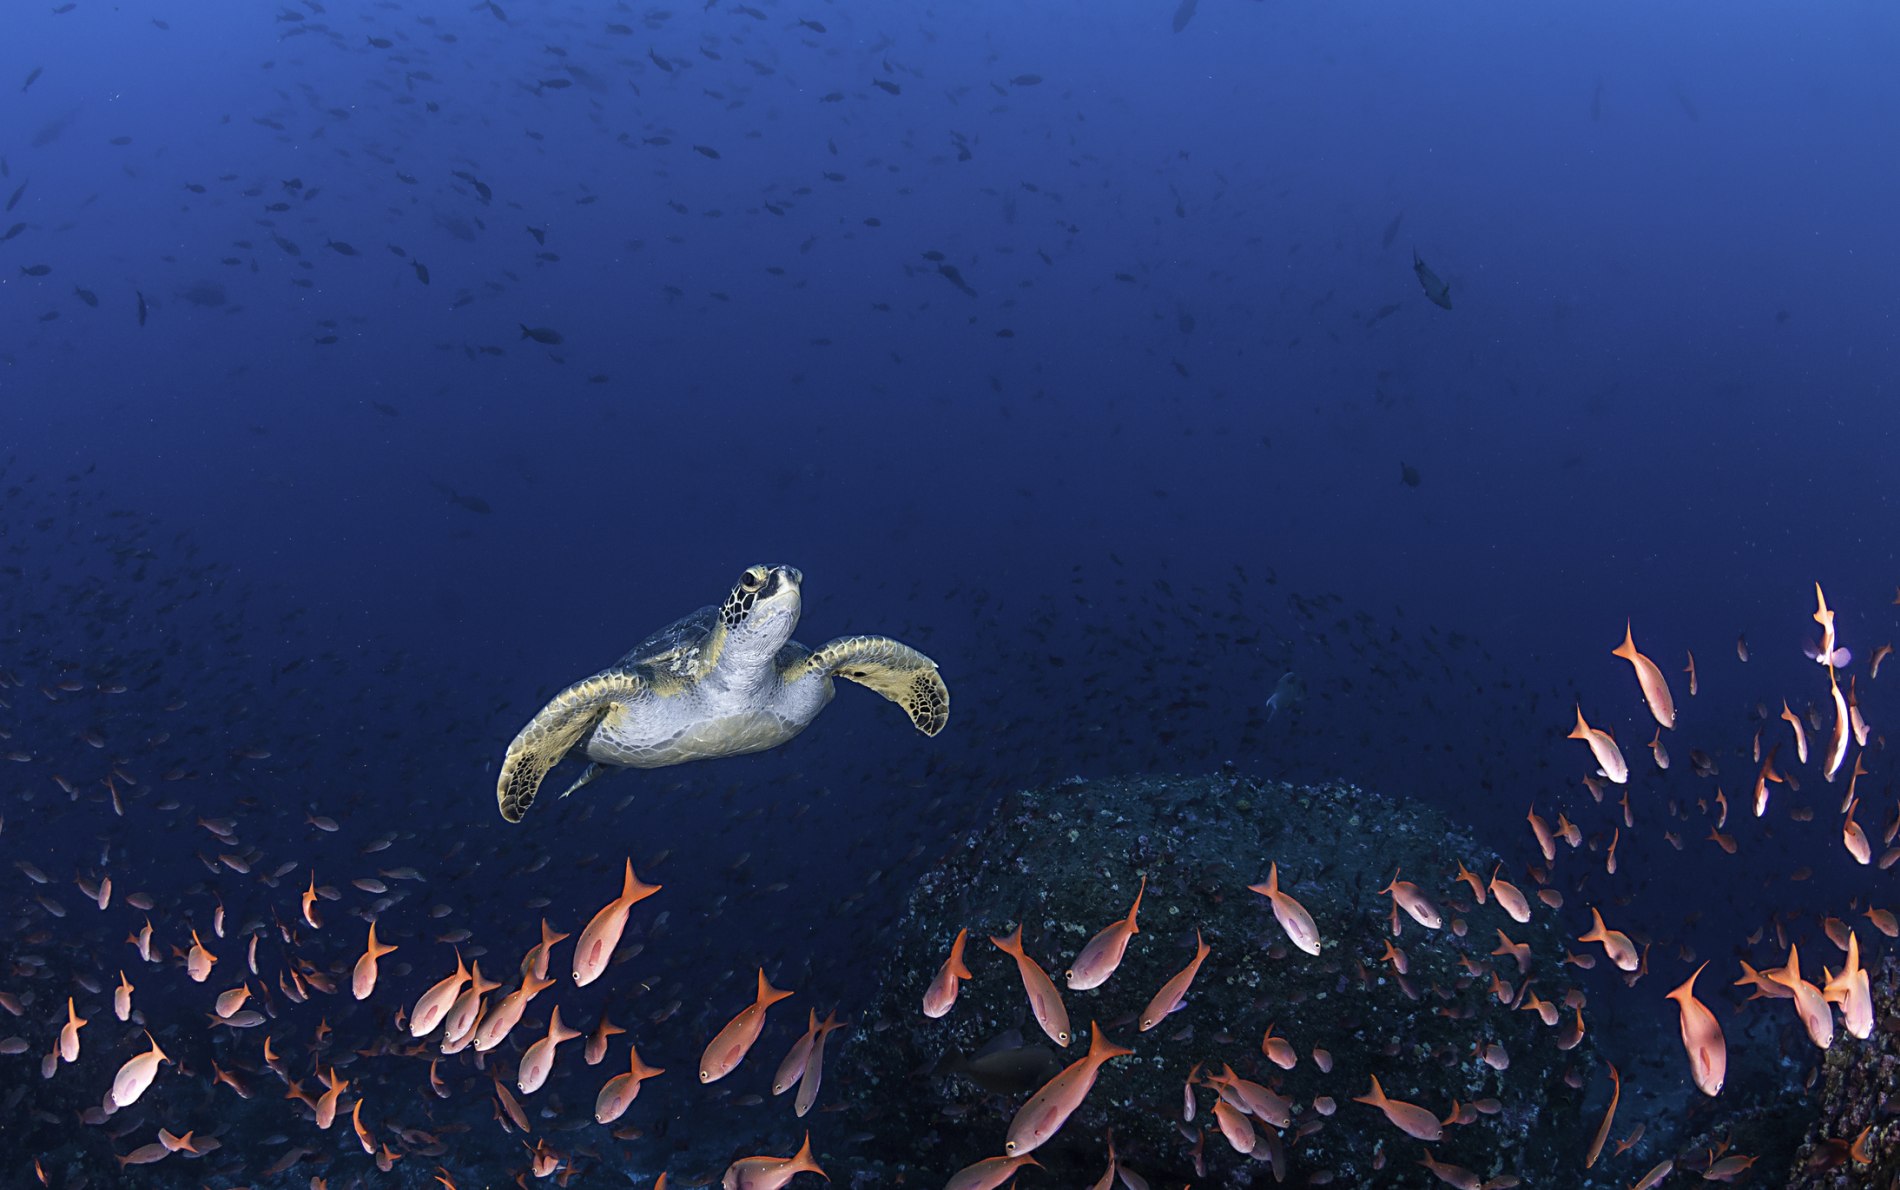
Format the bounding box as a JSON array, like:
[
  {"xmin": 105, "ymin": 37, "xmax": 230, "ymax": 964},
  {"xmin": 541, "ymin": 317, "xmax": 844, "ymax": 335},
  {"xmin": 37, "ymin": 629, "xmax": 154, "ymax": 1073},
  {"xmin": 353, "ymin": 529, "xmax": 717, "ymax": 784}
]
[
  {"xmin": 73, "ymin": 285, "xmax": 96, "ymax": 308},
  {"xmin": 1399, "ymin": 461, "xmax": 1421, "ymax": 488},
  {"xmin": 430, "ymin": 480, "xmax": 493, "ymax": 514},
  {"xmin": 520, "ymin": 324, "xmax": 564, "ymax": 345},
  {"xmin": 21, "ymin": 67, "xmax": 42, "ymax": 93},
  {"xmin": 1412, "ymin": 249, "xmax": 1452, "ymax": 310},
  {"xmin": 1010, "ymin": 74, "xmax": 1042, "ymax": 86},
  {"xmin": 1263, "ymin": 671, "xmax": 1304, "ymax": 719},
  {"xmin": 1381, "ymin": 210, "xmax": 1404, "ymax": 249},
  {"xmin": 19, "ymin": 264, "xmax": 49, "ymax": 277},
  {"xmin": 4, "ymin": 180, "xmax": 24, "ymax": 212},
  {"xmin": 1172, "ymin": 0, "xmax": 1198, "ymax": 33}
]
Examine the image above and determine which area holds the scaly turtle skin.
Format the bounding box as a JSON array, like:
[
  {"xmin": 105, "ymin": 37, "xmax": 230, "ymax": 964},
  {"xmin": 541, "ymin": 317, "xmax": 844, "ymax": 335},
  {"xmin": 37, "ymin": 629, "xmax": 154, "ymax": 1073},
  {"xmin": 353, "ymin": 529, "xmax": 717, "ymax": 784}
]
[{"xmin": 496, "ymin": 564, "xmax": 949, "ymax": 822}]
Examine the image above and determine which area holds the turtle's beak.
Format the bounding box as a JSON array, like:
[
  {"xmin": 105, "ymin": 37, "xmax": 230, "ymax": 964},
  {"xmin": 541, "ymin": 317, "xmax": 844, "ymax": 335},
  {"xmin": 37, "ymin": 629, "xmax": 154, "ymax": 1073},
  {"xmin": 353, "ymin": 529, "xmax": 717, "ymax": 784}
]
[{"xmin": 772, "ymin": 565, "xmax": 803, "ymax": 591}]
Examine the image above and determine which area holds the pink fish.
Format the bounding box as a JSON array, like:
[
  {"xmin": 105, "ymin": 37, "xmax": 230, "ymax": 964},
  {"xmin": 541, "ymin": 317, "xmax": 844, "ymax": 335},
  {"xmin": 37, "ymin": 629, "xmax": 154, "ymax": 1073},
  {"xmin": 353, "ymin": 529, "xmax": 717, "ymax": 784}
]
[{"xmin": 573, "ymin": 860, "xmax": 661, "ymax": 987}]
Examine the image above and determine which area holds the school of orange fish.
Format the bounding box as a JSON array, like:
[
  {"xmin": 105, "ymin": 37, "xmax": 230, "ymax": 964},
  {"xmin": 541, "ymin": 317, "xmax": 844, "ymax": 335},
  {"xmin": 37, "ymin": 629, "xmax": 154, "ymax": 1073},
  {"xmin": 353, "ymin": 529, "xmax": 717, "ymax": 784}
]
[{"xmin": 3, "ymin": 581, "xmax": 1893, "ymax": 1187}]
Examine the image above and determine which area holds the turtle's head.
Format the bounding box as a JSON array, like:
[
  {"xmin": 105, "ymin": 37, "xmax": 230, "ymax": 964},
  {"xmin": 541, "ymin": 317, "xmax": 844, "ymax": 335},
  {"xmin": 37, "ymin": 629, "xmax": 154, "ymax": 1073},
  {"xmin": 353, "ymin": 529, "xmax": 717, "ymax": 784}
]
[{"xmin": 718, "ymin": 564, "xmax": 803, "ymax": 665}]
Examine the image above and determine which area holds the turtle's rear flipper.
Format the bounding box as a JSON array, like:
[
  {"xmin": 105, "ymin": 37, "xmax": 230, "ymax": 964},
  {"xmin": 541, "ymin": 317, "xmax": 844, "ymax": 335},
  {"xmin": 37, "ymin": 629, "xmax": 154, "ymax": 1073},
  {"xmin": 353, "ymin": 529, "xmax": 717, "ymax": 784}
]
[
  {"xmin": 557, "ymin": 761, "xmax": 612, "ymax": 801},
  {"xmin": 496, "ymin": 671, "xmax": 642, "ymax": 822},
  {"xmin": 803, "ymin": 635, "xmax": 949, "ymax": 736}
]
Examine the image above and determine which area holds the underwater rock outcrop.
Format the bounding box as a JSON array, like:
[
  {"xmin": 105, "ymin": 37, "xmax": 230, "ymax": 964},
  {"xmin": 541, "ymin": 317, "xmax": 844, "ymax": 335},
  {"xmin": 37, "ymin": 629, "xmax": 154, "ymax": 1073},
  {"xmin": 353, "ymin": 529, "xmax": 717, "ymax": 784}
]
[
  {"xmin": 836, "ymin": 771, "xmax": 1598, "ymax": 1186},
  {"xmin": 1785, "ymin": 953, "xmax": 1900, "ymax": 1187}
]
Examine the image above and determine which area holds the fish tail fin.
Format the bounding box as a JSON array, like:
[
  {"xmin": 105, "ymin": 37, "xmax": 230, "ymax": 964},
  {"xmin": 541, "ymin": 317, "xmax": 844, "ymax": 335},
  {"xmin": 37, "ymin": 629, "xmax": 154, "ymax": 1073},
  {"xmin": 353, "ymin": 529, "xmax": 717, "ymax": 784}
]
[
  {"xmin": 989, "ymin": 925, "xmax": 1024, "ymax": 957},
  {"xmin": 1612, "ymin": 620, "xmax": 1637, "ymax": 660},
  {"xmin": 756, "ymin": 968, "xmax": 793, "ymax": 1007},
  {"xmin": 1567, "ymin": 706, "xmax": 1591, "ymax": 739},
  {"xmin": 792, "ymin": 1132, "xmax": 824, "ymax": 1176},
  {"xmin": 948, "ymin": 929, "xmax": 973, "ymax": 980}
]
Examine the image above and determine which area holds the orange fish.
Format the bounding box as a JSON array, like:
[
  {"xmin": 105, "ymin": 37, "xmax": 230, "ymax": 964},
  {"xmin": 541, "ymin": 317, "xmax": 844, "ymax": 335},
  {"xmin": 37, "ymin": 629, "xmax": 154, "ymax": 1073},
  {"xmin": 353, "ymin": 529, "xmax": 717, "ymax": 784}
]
[
  {"xmin": 109, "ymin": 1031, "xmax": 168, "ymax": 1107},
  {"xmin": 1211, "ymin": 1096, "xmax": 1256, "ymax": 1154},
  {"xmin": 1780, "ymin": 700, "xmax": 1810, "ymax": 763},
  {"xmin": 1418, "ymin": 1149, "xmax": 1481, "ymax": 1190},
  {"xmin": 922, "ymin": 928, "xmax": 973, "ymax": 1019},
  {"xmin": 594, "ymin": 1044, "xmax": 664, "ymax": 1124},
  {"xmin": 585, "ymin": 1014, "xmax": 625, "ymax": 1066},
  {"xmin": 518, "ymin": 1006, "xmax": 582, "ymax": 1094},
  {"xmin": 315, "ymin": 1068, "xmax": 349, "ymax": 1130},
  {"xmin": 1584, "ymin": 1063, "xmax": 1619, "ymax": 1167},
  {"xmin": 1488, "ymin": 865, "xmax": 1531, "ymax": 924},
  {"xmin": 1005, "ymin": 1021, "xmax": 1132, "ymax": 1155},
  {"xmin": 57, "ymin": 997, "xmax": 85, "ymax": 1063},
  {"xmin": 1579, "ymin": 907, "xmax": 1639, "ymax": 972},
  {"xmin": 1139, "ymin": 929, "xmax": 1209, "ymax": 1031},
  {"xmin": 302, "ymin": 874, "xmax": 322, "ymax": 929},
  {"xmin": 440, "ymin": 961, "xmax": 501, "ymax": 1051},
  {"xmin": 473, "ymin": 972, "xmax": 555, "ymax": 1053},
  {"xmin": 186, "ymin": 929, "xmax": 216, "ymax": 982},
  {"xmin": 1665, "ymin": 962, "xmax": 1725, "ymax": 1096},
  {"xmin": 574, "ymin": 860, "xmax": 661, "ymax": 987},
  {"xmin": 719, "ymin": 1131, "xmax": 823, "ymax": 1190},
  {"xmin": 793, "ymin": 1009, "xmax": 843, "ymax": 1119},
  {"xmin": 522, "ymin": 919, "xmax": 570, "ymax": 982},
  {"xmin": 1066, "ymin": 876, "xmax": 1144, "ymax": 990},
  {"xmin": 1249, "ymin": 862, "xmax": 1322, "ymax": 956},
  {"xmin": 773, "ymin": 1009, "xmax": 821, "ymax": 1097},
  {"xmin": 699, "ymin": 969, "xmax": 792, "ymax": 1083},
  {"xmin": 1767, "ymin": 944, "xmax": 1835, "ymax": 1049},
  {"xmin": 944, "ymin": 1154, "xmax": 1039, "ymax": 1190},
  {"xmin": 1567, "ymin": 706, "xmax": 1629, "ymax": 784},
  {"xmin": 352, "ymin": 922, "xmax": 398, "ymax": 1001},
  {"xmin": 990, "ymin": 925, "xmax": 1070, "ymax": 1047},
  {"xmin": 113, "ymin": 971, "xmax": 133, "ymax": 1022},
  {"xmin": 1612, "ymin": 622, "xmax": 1676, "ymax": 728},
  {"xmin": 1822, "ymin": 931, "xmax": 1874, "ymax": 1041},
  {"xmin": 409, "ymin": 954, "xmax": 471, "ymax": 1038},
  {"xmin": 1379, "ymin": 868, "xmax": 1442, "ymax": 930},
  {"xmin": 1352, "ymin": 1073, "xmax": 1441, "ymax": 1141}
]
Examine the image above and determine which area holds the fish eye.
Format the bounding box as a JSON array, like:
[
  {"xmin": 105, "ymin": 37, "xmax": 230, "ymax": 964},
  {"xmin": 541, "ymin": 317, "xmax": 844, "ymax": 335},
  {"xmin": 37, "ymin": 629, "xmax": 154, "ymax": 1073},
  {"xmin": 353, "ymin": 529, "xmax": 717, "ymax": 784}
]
[{"xmin": 1004, "ymin": 1141, "xmax": 1018, "ymax": 1154}]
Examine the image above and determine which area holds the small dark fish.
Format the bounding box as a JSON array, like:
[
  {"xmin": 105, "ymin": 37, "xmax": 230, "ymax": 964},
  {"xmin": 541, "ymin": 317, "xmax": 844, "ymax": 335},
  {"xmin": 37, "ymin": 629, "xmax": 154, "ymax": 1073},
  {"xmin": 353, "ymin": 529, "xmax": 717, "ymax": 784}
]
[
  {"xmin": 0, "ymin": 223, "xmax": 23, "ymax": 243},
  {"xmin": 73, "ymin": 286, "xmax": 97, "ymax": 307},
  {"xmin": 135, "ymin": 290, "xmax": 148, "ymax": 326},
  {"xmin": 431, "ymin": 480, "xmax": 493, "ymax": 514},
  {"xmin": 872, "ymin": 78, "xmax": 900, "ymax": 95},
  {"xmin": 1412, "ymin": 249, "xmax": 1452, "ymax": 310},
  {"xmin": 367, "ymin": 36, "xmax": 393, "ymax": 48},
  {"xmin": 648, "ymin": 48, "xmax": 673, "ymax": 73},
  {"xmin": 22, "ymin": 67, "xmax": 43, "ymax": 93},
  {"xmin": 412, "ymin": 260, "xmax": 430, "ymax": 285},
  {"xmin": 108, "ymin": 136, "xmax": 132, "ymax": 146},
  {"xmin": 314, "ymin": 334, "xmax": 338, "ymax": 345},
  {"xmin": 1010, "ymin": 74, "xmax": 1042, "ymax": 86},
  {"xmin": 538, "ymin": 78, "xmax": 571, "ymax": 90},
  {"xmin": 526, "ymin": 226, "xmax": 545, "ymax": 245},
  {"xmin": 693, "ymin": 144, "xmax": 720, "ymax": 159},
  {"xmin": 1381, "ymin": 210, "xmax": 1404, "ymax": 250},
  {"xmin": 937, "ymin": 264, "xmax": 976, "ymax": 297},
  {"xmin": 520, "ymin": 324, "xmax": 564, "ymax": 345},
  {"xmin": 19, "ymin": 264, "xmax": 50, "ymax": 277},
  {"xmin": 1590, "ymin": 79, "xmax": 1604, "ymax": 122},
  {"xmin": 326, "ymin": 239, "xmax": 359, "ymax": 256},
  {"xmin": 51, "ymin": 3, "xmax": 76, "ymax": 12},
  {"xmin": 372, "ymin": 402, "xmax": 399, "ymax": 417},
  {"xmin": 798, "ymin": 19, "xmax": 826, "ymax": 32},
  {"xmin": 1400, "ymin": 461, "xmax": 1422, "ymax": 488},
  {"xmin": 4, "ymin": 181, "xmax": 26, "ymax": 212},
  {"xmin": 1172, "ymin": 0, "xmax": 1198, "ymax": 33}
]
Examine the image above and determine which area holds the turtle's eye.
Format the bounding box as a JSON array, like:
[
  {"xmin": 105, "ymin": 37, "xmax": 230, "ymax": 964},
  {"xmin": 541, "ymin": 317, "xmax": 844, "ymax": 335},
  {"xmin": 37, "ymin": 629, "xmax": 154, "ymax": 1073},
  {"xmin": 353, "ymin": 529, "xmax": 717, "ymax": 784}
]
[{"xmin": 739, "ymin": 569, "xmax": 764, "ymax": 592}]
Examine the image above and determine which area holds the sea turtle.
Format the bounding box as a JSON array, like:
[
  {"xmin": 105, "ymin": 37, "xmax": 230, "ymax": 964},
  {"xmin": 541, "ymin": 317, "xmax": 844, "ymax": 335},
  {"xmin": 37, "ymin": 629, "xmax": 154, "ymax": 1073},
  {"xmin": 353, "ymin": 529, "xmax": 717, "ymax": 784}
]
[{"xmin": 496, "ymin": 564, "xmax": 949, "ymax": 823}]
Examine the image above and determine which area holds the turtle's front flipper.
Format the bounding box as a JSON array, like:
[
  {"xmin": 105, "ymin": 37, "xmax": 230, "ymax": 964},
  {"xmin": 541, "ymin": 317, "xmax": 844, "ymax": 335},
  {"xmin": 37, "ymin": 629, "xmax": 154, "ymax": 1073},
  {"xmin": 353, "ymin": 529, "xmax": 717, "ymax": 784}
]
[
  {"xmin": 496, "ymin": 671, "xmax": 642, "ymax": 823},
  {"xmin": 801, "ymin": 635, "xmax": 949, "ymax": 736}
]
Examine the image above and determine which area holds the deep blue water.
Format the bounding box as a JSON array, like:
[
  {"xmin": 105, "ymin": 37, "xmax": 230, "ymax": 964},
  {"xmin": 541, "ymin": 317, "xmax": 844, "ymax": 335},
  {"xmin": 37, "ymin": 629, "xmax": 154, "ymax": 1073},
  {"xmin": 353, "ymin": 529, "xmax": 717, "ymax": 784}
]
[{"xmin": 2, "ymin": 0, "xmax": 1897, "ymax": 1185}]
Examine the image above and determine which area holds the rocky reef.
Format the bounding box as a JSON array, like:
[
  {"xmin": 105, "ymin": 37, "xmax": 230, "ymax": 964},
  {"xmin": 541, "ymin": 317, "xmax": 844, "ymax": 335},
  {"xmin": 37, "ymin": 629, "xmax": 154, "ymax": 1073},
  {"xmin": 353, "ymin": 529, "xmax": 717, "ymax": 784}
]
[
  {"xmin": 1784, "ymin": 954, "xmax": 1900, "ymax": 1188},
  {"xmin": 834, "ymin": 771, "xmax": 1601, "ymax": 1186}
]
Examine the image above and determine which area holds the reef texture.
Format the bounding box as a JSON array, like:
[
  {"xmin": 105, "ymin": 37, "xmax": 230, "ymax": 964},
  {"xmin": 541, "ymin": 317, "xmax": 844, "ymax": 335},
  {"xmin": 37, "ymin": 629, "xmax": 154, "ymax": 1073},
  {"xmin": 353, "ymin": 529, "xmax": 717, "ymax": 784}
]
[
  {"xmin": 834, "ymin": 771, "xmax": 1600, "ymax": 1186},
  {"xmin": 1784, "ymin": 954, "xmax": 1900, "ymax": 1188}
]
